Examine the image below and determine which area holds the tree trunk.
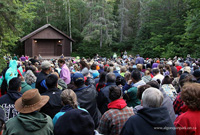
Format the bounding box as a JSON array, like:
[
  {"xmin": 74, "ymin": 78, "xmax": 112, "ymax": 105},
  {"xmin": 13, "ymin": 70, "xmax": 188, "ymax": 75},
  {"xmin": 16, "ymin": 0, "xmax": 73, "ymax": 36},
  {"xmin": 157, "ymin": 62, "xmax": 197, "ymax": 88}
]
[
  {"xmin": 66, "ymin": 0, "xmax": 72, "ymax": 53},
  {"xmin": 120, "ymin": 0, "xmax": 125, "ymax": 42},
  {"xmin": 100, "ymin": 26, "xmax": 103, "ymax": 49},
  {"xmin": 43, "ymin": 1, "xmax": 48, "ymax": 24}
]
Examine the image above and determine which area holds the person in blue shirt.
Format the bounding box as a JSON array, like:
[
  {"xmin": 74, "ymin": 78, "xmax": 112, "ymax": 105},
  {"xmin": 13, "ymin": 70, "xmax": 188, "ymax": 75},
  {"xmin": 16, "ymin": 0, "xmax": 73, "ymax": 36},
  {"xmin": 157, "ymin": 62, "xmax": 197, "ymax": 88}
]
[{"xmin": 53, "ymin": 89, "xmax": 87, "ymax": 125}]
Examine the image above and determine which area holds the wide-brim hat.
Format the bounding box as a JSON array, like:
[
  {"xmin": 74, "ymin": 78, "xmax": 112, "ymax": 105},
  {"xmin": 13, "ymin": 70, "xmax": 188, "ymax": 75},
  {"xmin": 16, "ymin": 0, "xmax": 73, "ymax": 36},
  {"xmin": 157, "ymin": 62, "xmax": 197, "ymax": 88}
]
[{"xmin": 15, "ymin": 89, "xmax": 49, "ymax": 113}]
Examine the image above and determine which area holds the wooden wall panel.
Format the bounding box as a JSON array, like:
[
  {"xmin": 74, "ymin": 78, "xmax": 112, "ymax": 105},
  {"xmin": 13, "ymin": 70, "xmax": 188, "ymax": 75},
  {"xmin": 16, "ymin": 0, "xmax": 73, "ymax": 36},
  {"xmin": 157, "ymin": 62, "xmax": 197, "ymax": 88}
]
[
  {"xmin": 32, "ymin": 27, "xmax": 65, "ymax": 39},
  {"xmin": 25, "ymin": 38, "xmax": 32, "ymax": 57},
  {"xmin": 23, "ymin": 27, "xmax": 72, "ymax": 57}
]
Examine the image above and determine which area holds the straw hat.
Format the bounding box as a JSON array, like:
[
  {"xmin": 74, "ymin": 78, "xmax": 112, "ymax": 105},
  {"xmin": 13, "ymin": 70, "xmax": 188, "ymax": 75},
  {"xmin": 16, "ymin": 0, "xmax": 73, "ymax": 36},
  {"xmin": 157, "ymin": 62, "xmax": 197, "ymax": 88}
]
[{"xmin": 15, "ymin": 89, "xmax": 49, "ymax": 113}]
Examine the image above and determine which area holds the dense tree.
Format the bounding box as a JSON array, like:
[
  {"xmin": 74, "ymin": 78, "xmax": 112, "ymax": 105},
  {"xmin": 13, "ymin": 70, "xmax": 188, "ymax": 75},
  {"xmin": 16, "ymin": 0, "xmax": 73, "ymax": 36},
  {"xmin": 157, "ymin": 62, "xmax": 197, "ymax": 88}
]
[
  {"xmin": 182, "ymin": 0, "xmax": 200, "ymax": 57},
  {"xmin": 0, "ymin": 0, "xmax": 200, "ymax": 61},
  {"xmin": 0, "ymin": 0, "xmax": 37, "ymax": 70}
]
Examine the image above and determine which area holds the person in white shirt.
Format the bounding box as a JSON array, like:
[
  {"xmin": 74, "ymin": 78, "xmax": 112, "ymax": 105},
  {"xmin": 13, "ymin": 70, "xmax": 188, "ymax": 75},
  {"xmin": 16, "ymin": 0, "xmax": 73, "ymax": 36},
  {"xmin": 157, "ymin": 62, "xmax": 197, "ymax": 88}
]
[{"xmin": 152, "ymin": 68, "xmax": 164, "ymax": 84}]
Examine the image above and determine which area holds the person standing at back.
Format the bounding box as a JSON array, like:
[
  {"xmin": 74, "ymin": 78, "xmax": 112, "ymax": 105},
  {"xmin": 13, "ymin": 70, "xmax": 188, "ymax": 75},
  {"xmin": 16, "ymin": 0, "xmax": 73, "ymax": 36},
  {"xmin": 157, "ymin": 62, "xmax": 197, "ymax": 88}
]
[
  {"xmin": 58, "ymin": 58, "xmax": 71, "ymax": 85},
  {"xmin": 135, "ymin": 54, "xmax": 144, "ymax": 65}
]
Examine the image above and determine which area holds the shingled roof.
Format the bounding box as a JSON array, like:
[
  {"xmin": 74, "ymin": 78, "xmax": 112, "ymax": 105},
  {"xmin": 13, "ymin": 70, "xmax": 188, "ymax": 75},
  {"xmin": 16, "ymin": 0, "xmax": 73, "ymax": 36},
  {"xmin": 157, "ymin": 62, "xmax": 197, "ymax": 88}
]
[{"xmin": 20, "ymin": 24, "xmax": 74, "ymax": 42}]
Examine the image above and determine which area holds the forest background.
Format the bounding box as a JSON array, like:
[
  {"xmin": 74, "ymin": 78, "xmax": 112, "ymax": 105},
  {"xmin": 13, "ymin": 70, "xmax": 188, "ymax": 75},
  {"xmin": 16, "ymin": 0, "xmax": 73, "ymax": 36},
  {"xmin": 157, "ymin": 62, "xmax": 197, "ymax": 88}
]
[{"xmin": 0, "ymin": 0, "xmax": 200, "ymax": 62}]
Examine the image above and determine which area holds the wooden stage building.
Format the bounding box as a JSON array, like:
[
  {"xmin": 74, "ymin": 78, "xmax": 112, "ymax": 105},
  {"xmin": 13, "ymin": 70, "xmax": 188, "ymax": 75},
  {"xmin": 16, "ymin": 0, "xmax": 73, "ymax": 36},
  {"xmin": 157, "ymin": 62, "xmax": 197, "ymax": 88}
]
[{"xmin": 20, "ymin": 24, "xmax": 74, "ymax": 57}]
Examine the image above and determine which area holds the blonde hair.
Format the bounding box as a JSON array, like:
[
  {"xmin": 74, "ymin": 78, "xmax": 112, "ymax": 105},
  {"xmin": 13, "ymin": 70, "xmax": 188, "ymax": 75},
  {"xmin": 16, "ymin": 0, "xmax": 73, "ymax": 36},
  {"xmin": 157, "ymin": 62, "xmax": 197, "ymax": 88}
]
[
  {"xmin": 145, "ymin": 70, "xmax": 151, "ymax": 76},
  {"xmin": 137, "ymin": 64, "xmax": 143, "ymax": 71},
  {"xmin": 60, "ymin": 89, "xmax": 78, "ymax": 109},
  {"xmin": 120, "ymin": 66, "xmax": 126, "ymax": 73},
  {"xmin": 74, "ymin": 64, "xmax": 79, "ymax": 71}
]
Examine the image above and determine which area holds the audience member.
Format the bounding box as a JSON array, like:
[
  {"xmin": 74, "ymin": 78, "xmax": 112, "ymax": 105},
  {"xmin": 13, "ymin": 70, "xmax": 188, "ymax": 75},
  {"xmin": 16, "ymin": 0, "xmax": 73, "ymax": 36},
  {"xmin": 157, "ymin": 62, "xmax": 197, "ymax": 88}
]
[
  {"xmin": 0, "ymin": 77, "xmax": 21, "ymax": 121},
  {"xmin": 40, "ymin": 74, "xmax": 62, "ymax": 118},
  {"xmin": 123, "ymin": 69, "xmax": 145, "ymax": 107},
  {"xmin": 53, "ymin": 89, "xmax": 87, "ymax": 125},
  {"xmin": 72, "ymin": 73, "xmax": 101, "ymax": 128},
  {"xmin": 121, "ymin": 87, "xmax": 176, "ymax": 135},
  {"xmin": 54, "ymin": 109, "xmax": 96, "ymax": 135},
  {"xmin": 98, "ymin": 86, "xmax": 134, "ymax": 135},
  {"xmin": 3, "ymin": 89, "xmax": 53, "ymax": 135},
  {"xmin": 174, "ymin": 83, "xmax": 200, "ymax": 135},
  {"xmin": 58, "ymin": 58, "xmax": 71, "ymax": 85},
  {"xmin": 36, "ymin": 61, "xmax": 52, "ymax": 93},
  {"xmin": 101, "ymin": 73, "xmax": 117, "ymax": 102}
]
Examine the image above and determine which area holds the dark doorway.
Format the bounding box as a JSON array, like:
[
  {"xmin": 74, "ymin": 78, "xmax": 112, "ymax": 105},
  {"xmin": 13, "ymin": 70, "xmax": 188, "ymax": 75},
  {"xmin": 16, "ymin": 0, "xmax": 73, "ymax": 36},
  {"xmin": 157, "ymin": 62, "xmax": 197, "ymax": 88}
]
[
  {"xmin": 36, "ymin": 39, "xmax": 55, "ymax": 56},
  {"xmin": 56, "ymin": 40, "xmax": 62, "ymax": 56}
]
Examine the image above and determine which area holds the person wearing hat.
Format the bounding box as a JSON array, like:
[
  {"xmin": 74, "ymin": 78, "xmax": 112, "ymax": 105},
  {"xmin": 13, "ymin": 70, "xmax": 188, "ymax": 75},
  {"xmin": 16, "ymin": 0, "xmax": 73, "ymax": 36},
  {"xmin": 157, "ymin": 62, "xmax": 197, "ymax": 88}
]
[
  {"xmin": 92, "ymin": 71, "xmax": 100, "ymax": 85},
  {"xmin": 5, "ymin": 60, "xmax": 18, "ymax": 85},
  {"xmin": 36, "ymin": 61, "xmax": 52, "ymax": 94},
  {"xmin": 3, "ymin": 89, "xmax": 53, "ymax": 135},
  {"xmin": 72, "ymin": 73, "xmax": 101, "ymax": 128},
  {"xmin": 0, "ymin": 77, "xmax": 22, "ymax": 122},
  {"xmin": 58, "ymin": 58, "xmax": 71, "ymax": 85}
]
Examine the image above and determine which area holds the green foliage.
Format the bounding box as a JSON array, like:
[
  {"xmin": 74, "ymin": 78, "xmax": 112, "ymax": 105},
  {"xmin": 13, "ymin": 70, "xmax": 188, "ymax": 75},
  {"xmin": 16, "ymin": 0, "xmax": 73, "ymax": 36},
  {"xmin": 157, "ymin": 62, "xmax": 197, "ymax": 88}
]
[
  {"xmin": 77, "ymin": 40, "xmax": 112, "ymax": 58},
  {"xmin": 134, "ymin": 0, "xmax": 187, "ymax": 58},
  {"xmin": 0, "ymin": 58, "xmax": 6, "ymax": 73},
  {"xmin": 181, "ymin": 0, "xmax": 200, "ymax": 58},
  {"xmin": 0, "ymin": 50, "xmax": 7, "ymax": 72},
  {"xmin": 0, "ymin": 0, "xmax": 200, "ymax": 59},
  {"xmin": 0, "ymin": 0, "xmax": 37, "ymax": 55}
]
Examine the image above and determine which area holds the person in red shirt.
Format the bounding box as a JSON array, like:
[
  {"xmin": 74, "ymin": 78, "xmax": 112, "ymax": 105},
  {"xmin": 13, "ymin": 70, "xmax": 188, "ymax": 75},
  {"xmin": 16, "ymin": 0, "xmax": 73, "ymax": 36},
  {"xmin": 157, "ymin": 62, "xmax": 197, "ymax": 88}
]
[
  {"xmin": 174, "ymin": 83, "xmax": 200, "ymax": 135},
  {"xmin": 98, "ymin": 86, "xmax": 134, "ymax": 135},
  {"xmin": 175, "ymin": 62, "xmax": 182, "ymax": 72}
]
